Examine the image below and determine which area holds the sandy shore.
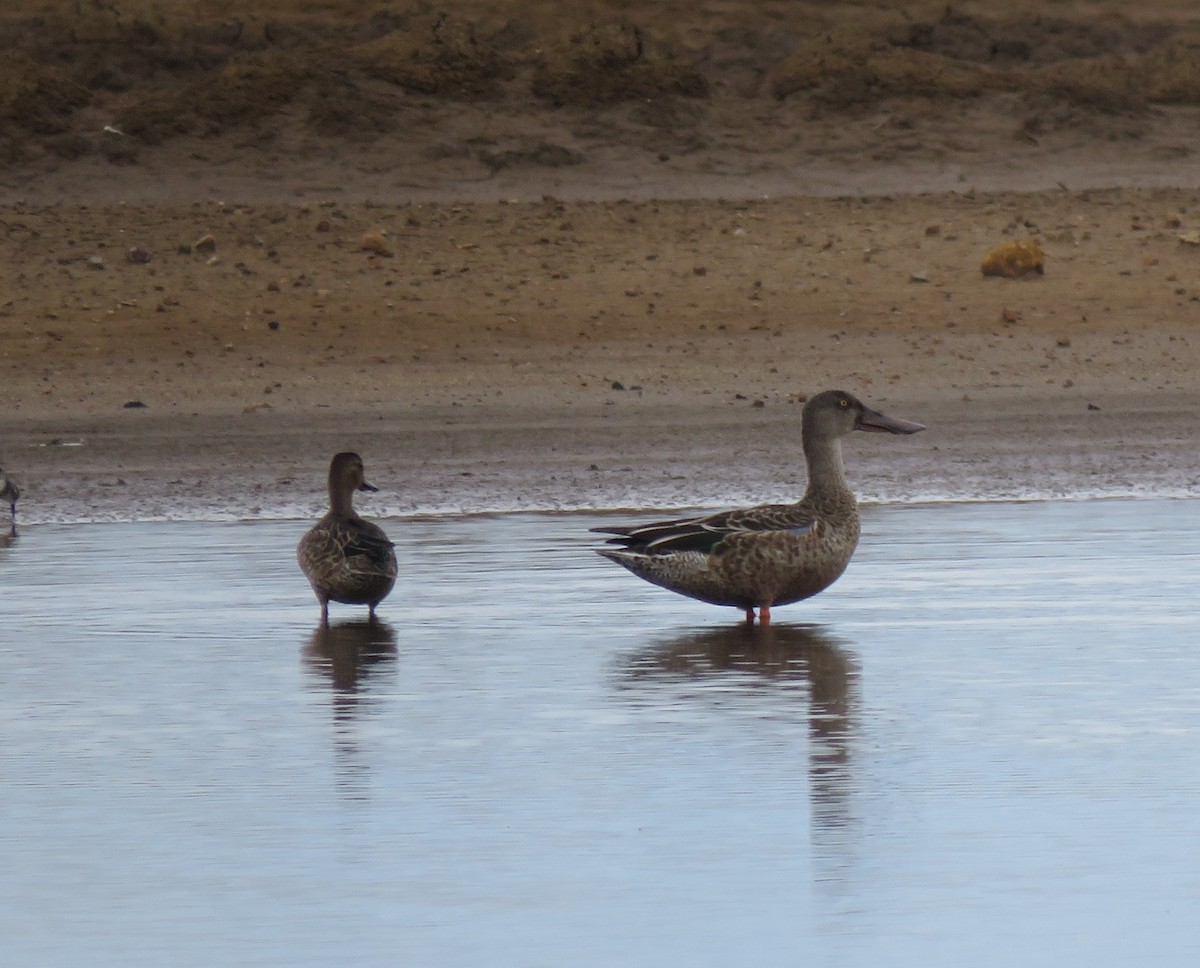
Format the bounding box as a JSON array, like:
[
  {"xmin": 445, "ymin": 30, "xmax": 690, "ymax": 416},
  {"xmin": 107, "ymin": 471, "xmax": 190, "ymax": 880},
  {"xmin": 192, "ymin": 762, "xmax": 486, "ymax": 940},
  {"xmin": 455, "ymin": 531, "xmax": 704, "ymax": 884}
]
[
  {"xmin": 5, "ymin": 188, "xmax": 1200, "ymax": 523},
  {"xmin": 3, "ymin": 1, "xmax": 1199, "ymax": 523}
]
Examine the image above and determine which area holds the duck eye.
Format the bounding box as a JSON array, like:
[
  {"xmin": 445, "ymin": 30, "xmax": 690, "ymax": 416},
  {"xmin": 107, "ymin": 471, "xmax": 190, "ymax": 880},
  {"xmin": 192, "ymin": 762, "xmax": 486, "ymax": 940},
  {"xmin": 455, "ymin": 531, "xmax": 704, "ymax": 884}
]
[{"xmin": 839, "ymin": 398, "xmax": 849, "ymax": 408}]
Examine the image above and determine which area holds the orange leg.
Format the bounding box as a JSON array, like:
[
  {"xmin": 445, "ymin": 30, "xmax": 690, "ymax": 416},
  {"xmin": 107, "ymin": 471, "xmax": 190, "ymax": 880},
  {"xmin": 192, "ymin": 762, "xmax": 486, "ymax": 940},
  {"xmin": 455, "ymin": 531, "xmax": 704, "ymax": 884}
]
[
  {"xmin": 744, "ymin": 607, "xmax": 756, "ymax": 624},
  {"xmin": 759, "ymin": 605, "xmax": 771, "ymax": 626}
]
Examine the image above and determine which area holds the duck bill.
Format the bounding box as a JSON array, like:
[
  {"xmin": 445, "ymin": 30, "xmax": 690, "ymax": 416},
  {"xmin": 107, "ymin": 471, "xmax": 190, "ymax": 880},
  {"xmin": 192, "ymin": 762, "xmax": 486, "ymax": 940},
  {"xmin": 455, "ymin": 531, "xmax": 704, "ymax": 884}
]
[
  {"xmin": 358, "ymin": 480, "xmax": 379, "ymax": 492},
  {"xmin": 857, "ymin": 406, "xmax": 925, "ymax": 435}
]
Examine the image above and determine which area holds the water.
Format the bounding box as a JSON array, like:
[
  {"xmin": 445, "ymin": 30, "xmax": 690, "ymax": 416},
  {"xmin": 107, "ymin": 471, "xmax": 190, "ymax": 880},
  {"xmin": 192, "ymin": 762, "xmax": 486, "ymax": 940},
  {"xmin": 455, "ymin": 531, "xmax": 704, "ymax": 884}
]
[{"xmin": 2, "ymin": 500, "xmax": 1199, "ymax": 966}]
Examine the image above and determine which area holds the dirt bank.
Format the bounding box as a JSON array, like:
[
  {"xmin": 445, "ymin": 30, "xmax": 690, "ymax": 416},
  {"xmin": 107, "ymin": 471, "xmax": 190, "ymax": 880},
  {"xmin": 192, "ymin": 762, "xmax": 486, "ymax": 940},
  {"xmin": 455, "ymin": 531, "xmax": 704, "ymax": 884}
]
[{"xmin": 1, "ymin": 1, "xmax": 1198, "ymax": 522}]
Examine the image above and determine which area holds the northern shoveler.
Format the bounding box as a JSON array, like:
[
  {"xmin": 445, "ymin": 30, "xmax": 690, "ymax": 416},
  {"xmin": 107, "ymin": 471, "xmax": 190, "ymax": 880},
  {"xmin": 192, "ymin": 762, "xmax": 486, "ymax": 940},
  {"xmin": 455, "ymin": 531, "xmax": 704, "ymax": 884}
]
[{"xmin": 593, "ymin": 390, "xmax": 925, "ymax": 624}]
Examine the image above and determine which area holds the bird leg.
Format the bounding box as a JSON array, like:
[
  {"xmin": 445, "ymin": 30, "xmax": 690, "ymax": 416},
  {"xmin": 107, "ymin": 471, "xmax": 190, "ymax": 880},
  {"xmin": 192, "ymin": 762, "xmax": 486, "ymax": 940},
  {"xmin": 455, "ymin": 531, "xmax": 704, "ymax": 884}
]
[
  {"xmin": 744, "ymin": 607, "xmax": 756, "ymax": 624},
  {"xmin": 759, "ymin": 605, "xmax": 772, "ymax": 627}
]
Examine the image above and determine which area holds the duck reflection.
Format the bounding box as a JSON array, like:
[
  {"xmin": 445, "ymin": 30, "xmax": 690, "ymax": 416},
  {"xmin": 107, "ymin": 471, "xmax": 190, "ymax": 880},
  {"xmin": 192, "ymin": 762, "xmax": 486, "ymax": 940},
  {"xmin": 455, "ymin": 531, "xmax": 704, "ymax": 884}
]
[
  {"xmin": 302, "ymin": 619, "xmax": 397, "ymax": 798},
  {"xmin": 618, "ymin": 622, "xmax": 859, "ymax": 844},
  {"xmin": 303, "ymin": 618, "xmax": 398, "ymax": 694}
]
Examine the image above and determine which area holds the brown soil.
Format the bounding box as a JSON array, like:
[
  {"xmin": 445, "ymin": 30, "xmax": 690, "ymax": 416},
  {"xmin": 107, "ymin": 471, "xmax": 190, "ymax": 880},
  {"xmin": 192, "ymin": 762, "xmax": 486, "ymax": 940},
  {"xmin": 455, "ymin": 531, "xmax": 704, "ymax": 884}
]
[{"xmin": 2, "ymin": 0, "xmax": 1199, "ymax": 521}]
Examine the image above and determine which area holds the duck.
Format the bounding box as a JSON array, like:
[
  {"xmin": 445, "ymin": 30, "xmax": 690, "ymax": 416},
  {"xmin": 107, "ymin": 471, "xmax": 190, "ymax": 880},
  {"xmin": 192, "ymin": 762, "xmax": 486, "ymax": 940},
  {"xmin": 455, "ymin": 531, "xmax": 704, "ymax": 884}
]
[
  {"xmin": 593, "ymin": 390, "xmax": 924, "ymax": 625},
  {"xmin": 0, "ymin": 467, "xmax": 19, "ymax": 537},
  {"xmin": 297, "ymin": 452, "xmax": 398, "ymax": 625}
]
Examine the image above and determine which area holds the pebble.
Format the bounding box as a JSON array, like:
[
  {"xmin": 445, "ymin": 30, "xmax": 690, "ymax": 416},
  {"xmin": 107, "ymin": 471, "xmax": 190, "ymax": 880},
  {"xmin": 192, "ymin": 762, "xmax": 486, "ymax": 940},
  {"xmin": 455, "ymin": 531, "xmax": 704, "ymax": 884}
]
[
  {"xmin": 361, "ymin": 231, "xmax": 393, "ymax": 256},
  {"xmin": 981, "ymin": 239, "xmax": 1045, "ymax": 278}
]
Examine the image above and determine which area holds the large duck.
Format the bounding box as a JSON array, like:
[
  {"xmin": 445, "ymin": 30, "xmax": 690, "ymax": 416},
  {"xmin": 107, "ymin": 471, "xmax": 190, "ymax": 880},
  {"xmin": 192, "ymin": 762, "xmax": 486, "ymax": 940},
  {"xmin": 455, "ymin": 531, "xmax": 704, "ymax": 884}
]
[{"xmin": 593, "ymin": 390, "xmax": 924, "ymax": 624}]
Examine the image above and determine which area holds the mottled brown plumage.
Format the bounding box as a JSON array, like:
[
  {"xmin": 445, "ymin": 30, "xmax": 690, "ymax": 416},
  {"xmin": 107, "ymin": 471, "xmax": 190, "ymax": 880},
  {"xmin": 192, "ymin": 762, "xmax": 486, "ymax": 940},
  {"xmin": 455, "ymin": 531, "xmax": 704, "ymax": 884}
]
[
  {"xmin": 593, "ymin": 390, "xmax": 924, "ymax": 624},
  {"xmin": 297, "ymin": 452, "xmax": 397, "ymax": 625}
]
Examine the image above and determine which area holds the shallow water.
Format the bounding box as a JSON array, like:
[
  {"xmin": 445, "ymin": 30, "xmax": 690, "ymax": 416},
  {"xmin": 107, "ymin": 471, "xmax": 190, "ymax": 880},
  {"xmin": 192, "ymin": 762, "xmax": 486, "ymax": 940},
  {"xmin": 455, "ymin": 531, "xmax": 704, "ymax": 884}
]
[{"xmin": 2, "ymin": 500, "xmax": 1200, "ymax": 966}]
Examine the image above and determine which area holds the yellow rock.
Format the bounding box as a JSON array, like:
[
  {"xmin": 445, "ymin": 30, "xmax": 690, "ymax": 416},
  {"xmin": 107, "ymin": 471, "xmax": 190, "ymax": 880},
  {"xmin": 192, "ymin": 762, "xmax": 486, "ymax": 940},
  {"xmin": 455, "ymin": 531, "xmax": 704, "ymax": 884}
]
[
  {"xmin": 361, "ymin": 231, "xmax": 394, "ymax": 257},
  {"xmin": 981, "ymin": 239, "xmax": 1044, "ymax": 278}
]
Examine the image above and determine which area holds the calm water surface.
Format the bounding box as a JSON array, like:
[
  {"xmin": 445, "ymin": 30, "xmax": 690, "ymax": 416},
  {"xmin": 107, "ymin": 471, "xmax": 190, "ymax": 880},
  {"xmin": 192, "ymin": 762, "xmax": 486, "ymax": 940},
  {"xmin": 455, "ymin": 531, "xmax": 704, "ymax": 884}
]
[{"xmin": 2, "ymin": 500, "xmax": 1200, "ymax": 966}]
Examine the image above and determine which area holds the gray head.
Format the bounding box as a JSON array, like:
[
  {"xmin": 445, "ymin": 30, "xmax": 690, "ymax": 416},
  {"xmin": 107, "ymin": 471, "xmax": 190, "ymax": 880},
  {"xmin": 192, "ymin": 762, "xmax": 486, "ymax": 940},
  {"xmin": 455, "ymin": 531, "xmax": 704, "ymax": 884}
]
[
  {"xmin": 325, "ymin": 452, "xmax": 379, "ymax": 518},
  {"xmin": 801, "ymin": 390, "xmax": 926, "ymax": 447},
  {"xmin": 328, "ymin": 452, "xmax": 379, "ymax": 497}
]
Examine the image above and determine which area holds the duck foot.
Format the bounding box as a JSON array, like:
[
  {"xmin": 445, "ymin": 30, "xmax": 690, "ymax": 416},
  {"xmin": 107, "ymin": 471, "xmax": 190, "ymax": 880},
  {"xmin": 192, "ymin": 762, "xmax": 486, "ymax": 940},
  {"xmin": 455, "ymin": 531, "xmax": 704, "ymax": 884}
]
[{"xmin": 743, "ymin": 606, "xmax": 772, "ymax": 626}]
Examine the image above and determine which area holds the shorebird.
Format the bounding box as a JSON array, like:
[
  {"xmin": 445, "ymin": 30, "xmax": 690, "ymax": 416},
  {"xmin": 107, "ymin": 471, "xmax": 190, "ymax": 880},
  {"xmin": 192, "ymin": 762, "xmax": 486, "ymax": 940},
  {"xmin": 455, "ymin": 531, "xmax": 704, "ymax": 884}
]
[
  {"xmin": 297, "ymin": 452, "xmax": 397, "ymax": 625},
  {"xmin": 0, "ymin": 467, "xmax": 19, "ymax": 537},
  {"xmin": 593, "ymin": 390, "xmax": 925, "ymax": 624}
]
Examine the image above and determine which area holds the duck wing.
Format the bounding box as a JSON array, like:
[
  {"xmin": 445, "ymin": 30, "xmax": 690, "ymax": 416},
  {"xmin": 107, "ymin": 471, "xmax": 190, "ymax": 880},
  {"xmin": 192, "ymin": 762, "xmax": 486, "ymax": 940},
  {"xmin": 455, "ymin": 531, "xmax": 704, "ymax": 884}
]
[
  {"xmin": 594, "ymin": 504, "xmax": 815, "ymax": 555},
  {"xmin": 341, "ymin": 520, "xmax": 396, "ymax": 565}
]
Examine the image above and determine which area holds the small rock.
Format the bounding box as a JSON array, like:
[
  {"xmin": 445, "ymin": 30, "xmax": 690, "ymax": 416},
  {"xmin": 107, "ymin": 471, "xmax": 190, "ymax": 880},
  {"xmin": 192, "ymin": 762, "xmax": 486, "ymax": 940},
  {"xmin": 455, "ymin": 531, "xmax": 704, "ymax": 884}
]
[
  {"xmin": 1056, "ymin": 336, "xmax": 1071, "ymax": 347},
  {"xmin": 1087, "ymin": 402, "xmax": 1101, "ymax": 411},
  {"xmin": 909, "ymin": 271, "xmax": 930, "ymax": 284},
  {"xmin": 86, "ymin": 255, "xmax": 106, "ymax": 270},
  {"xmin": 610, "ymin": 380, "xmax": 625, "ymax": 391},
  {"xmin": 194, "ymin": 234, "xmax": 216, "ymax": 253},
  {"xmin": 126, "ymin": 247, "xmax": 152, "ymax": 264},
  {"xmin": 123, "ymin": 400, "xmax": 147, "ymax": 409},
  {"xmin": 1178, "ymin": 232, "xmax": 1200, "ymax": 246},
  {"xmin": 361, "ymin": 231, "xmax": 393, "ymax": 257},
  {"xmin": 981, "ymin": 239, "xmax": 1045, "ymax": 278},
  {"xmin": 316, "ymin": 219, "xmax": 331, "ymax": 232}
]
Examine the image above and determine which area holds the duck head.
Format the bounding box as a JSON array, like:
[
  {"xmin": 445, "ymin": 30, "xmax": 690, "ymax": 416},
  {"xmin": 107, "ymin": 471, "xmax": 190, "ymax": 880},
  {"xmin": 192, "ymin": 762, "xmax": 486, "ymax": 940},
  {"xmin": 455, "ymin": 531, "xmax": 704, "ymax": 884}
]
[
  {"xmin": 802, "ymin": 390, "xmax": 926, "ymax": 440},
  {"xmin": 329, "ymin": 452, "xmax": 379, "ymax": 494}
]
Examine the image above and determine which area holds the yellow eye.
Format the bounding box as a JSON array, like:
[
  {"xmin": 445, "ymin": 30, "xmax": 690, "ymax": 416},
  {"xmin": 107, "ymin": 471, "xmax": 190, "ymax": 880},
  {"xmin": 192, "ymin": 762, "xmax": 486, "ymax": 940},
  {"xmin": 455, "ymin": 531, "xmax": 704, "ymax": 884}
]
[{"xmin": 839, "ymin": 398, "xmax": 849, "ymax": 408}]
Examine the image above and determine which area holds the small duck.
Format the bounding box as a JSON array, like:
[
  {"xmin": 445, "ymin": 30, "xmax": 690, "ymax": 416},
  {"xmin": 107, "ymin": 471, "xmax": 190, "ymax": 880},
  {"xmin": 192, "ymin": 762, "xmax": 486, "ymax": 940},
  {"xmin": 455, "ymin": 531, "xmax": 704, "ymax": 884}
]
[
  {"xmin": 593, "ymin": 390, "xmax": 924, "ymax": 625},
  {"xmin": 297, "ymin": 452, "xmax": 398, "ymax": 625},
  {"xmin": 0, "ymin": 467, "xmax": 19, "ymax": 537}
]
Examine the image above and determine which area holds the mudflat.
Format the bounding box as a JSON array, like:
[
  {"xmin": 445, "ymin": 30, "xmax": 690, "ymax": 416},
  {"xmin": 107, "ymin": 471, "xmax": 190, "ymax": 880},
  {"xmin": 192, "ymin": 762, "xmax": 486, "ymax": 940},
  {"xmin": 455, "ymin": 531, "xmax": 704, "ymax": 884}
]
[{"xmin": 3, "ymin": 0, "xmax": 1198, "ymax": 521}]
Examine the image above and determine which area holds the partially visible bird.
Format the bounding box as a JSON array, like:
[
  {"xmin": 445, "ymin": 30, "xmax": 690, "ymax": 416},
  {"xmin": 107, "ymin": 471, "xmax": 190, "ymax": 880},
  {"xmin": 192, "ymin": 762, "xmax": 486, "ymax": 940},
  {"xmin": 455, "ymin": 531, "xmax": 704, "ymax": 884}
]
[
  {"xmin": 297, "ymin": 452, "xmax": 397, "ymax": 625},
  {"xmin": 593, "ymin": 390, "xmax": 925, "ymax": 625},
  {"xmin": 0, "ymin": 467, "xmax": 19, "ymax": 537}
]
